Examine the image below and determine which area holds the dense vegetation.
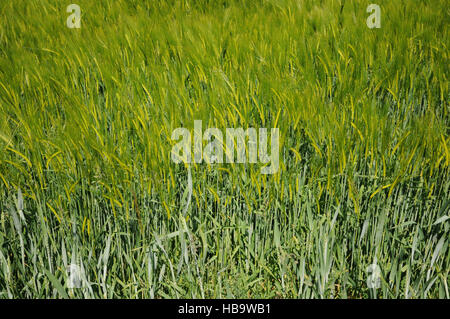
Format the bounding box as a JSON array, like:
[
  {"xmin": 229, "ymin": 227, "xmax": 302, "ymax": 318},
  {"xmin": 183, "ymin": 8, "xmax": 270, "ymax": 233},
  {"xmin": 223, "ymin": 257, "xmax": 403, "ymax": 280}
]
[{"xmin": 0, "ymin": 0, "xmax": 448, "ymax": 298}]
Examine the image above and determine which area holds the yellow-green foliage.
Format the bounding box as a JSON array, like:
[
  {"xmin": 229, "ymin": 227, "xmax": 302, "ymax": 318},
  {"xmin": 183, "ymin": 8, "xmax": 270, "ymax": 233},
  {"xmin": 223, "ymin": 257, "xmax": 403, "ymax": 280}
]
[{"xmin": 0, "ymin": 0, "xmax": 448, "ymax": 298}]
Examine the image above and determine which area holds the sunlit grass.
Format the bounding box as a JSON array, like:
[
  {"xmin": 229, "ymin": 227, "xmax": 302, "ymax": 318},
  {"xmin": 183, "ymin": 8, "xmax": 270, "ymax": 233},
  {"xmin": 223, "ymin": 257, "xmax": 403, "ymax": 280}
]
[{"xmin": 0, "ymin": 0, "xmax": 448, "ymax": 298}]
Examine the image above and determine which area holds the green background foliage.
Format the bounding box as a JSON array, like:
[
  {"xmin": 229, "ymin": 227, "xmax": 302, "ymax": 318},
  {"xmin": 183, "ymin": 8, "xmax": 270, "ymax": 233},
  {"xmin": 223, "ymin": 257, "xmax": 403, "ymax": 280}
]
[{"xmin": 0, "ymin": 0, "xmax": 448, "ymax": 298}]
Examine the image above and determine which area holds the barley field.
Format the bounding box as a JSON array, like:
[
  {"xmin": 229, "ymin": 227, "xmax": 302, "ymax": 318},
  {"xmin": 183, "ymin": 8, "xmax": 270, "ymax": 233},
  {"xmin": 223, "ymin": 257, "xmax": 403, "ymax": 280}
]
[{"xmin": 0, "ymin": 0, "xmax": 448, "ymax": 299}]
